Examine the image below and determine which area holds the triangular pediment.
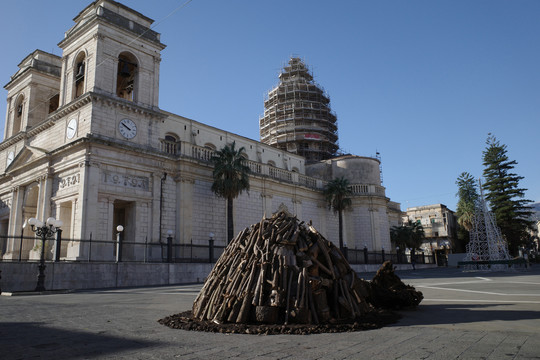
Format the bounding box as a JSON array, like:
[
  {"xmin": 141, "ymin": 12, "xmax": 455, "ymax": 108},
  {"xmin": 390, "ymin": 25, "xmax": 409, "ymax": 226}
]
[{"xmin": 5, "ymin": 145, "xmax": 47, "ymax": 173}]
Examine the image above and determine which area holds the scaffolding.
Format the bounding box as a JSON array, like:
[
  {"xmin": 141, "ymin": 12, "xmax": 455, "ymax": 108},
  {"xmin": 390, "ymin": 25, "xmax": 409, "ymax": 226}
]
[{"xmin": 259, "ymin": 57, "xmax": 339, "ymax": 163}]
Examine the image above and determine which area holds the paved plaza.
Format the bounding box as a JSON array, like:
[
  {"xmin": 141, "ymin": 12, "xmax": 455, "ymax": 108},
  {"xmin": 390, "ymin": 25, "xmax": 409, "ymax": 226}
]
[{"xmin": 1, "ymin": 266, "xmax": 539, "ymax": 359}]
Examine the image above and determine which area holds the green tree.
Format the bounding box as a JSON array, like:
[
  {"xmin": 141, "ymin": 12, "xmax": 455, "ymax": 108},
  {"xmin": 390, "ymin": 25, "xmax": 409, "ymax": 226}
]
[
  {"xmin": 455, "ymin": 172, "xmax": 479, "ymax": 252},
  {"xmin": 323, "ymin": 177, "xmax": 352, "ymax": 252},
  {"xmin": 390, "ymin": 220, "xmax": 425, "ymax": 250},
  {"xmin": 482, "ymin": 135, "xmax": 533, "ymax": 254},
  {"xmin": 211, "ymin": 141, "xmax": 250, "ymax": 244}
]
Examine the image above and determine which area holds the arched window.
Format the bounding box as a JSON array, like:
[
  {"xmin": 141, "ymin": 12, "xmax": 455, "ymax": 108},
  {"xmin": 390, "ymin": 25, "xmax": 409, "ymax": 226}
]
[
  {"xmin": 267, "ymin": 160, "xmax": 276, "ymax": 167},
  {"xmin": 12, "ymin": 95, "xmax": 24, "ymax": 135},
  {"xmin": 116, "ymin": 52, "xmax": 138, "ymax": 101},
  {"xmin": 73, "ymin": 52, "xmax": 86, "ymax": 99},
  {"xmin": 165, "ymin": 134, "xmax": 177, "ymax": 142},
  {"xmin": 204, "ymin": 143, "xmax": 217, "ymax": 151},
  {"xmin": 162, "ymin": 133, "xmax": 179, "ymax": 155}
]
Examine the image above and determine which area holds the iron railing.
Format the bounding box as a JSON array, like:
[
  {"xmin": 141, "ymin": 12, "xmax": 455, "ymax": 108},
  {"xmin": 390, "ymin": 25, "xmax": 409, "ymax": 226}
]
[{"xmin": 0, "ymin": 234, "xmax": 435, "ymax": 265}]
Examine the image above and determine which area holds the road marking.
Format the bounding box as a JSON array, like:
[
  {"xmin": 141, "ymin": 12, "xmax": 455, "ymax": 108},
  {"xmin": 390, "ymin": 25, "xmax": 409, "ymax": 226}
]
[
  {"xmin": 422, "ymin": 298, "xmax": 540, "ymax": 304},
  {"xmin": 475, "ymin": 277, "xmax": 492, "ymax": 281},
  {"xmin": 496, "ymin": 281, "xmax": 540, "ymax": 286},
  {"xmin": 416, "ymin": 285, "xmax": 540, "ymax": 297},
  {"xmin": 412, "ymin": 280, "xmax": 491, "ymax": 286}
]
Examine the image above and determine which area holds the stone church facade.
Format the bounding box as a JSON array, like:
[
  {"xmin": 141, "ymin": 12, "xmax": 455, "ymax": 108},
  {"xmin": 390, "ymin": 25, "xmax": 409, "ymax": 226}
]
[{"xmin": 0, "ymin": 0, "xmax": 400, "ymax": 262}]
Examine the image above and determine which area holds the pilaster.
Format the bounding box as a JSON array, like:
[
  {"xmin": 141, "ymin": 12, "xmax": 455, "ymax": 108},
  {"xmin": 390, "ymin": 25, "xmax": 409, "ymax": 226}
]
[
  {"xmin": 78, "ymin": 161, "xmax": 100, "ymax": 239},
  {"xmin": 176, "ymin": 175, "xmax": 194, "ymax": 244}
]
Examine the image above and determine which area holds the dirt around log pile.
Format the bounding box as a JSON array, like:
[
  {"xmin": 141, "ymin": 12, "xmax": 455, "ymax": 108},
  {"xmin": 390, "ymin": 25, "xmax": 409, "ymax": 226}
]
[{"xmin": 158, "ymin": 309, "xmax": 401, "ymax": 335}]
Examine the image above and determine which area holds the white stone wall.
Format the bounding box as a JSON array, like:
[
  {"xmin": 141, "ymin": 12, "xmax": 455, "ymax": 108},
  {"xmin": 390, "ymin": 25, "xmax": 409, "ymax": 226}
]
[
  {"xmin": 235, "ymin": 190, "xmax": 265, "ymax": 234},
  {"xmin": 191, "ymin": 178, "xmax": 226, "ymax": 245}
]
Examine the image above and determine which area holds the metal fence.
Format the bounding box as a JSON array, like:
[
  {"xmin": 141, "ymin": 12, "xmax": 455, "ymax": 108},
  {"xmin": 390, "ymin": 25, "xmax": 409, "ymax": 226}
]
[
  {"xmin": 0, "ymin": 234, "xmax": 226, "ymax": 264},
  {"xmin": 344, "ymin": 247, "xmax": 436, "ymax": 265},
  {"xmin": 0, "ymin": 234, "xmax": 435, "ymax": 265}
]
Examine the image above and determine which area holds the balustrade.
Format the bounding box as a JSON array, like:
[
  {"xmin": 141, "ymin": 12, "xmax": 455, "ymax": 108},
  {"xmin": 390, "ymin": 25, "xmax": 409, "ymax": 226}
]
[{"xmin": 172, "ymin": 142, "xmax": 385, "ymax": 197}]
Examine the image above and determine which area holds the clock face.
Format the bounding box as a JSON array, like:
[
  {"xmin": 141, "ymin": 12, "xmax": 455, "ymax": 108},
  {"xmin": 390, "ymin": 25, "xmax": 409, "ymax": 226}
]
[
  {"xmin": 66, "ymin": 118, "xmax": 77, "ymax": 139},
  {"xmin": 6, "ymin": 151, "xmax": 14, "ymax": 167},
  {"xmin": 119, "ymin": 118, "xmax": 137, "ymax": 139}
]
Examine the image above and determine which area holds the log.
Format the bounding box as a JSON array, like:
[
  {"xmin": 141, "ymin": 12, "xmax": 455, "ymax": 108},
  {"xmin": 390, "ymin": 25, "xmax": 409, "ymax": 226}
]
[
  {"xmin": 284, "ymin": 267, "xmax": 294, "ymax": 324},
  {"xmin": 236, "ymin": 293, "xmax": 254, "ymax": 323},
  {"xmin": 227, "ymin": 296, "xmax": 243, "ymax": 323}
]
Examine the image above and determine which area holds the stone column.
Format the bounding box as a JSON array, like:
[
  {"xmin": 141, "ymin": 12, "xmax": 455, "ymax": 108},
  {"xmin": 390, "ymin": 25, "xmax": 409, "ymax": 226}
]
[
  {"xmin": 152, "ymin": 56, "xmax": 162, "ymax": 107},
  {"xmin": 70, "ymin": 198, "xmax": 77, "ymax": 240},
  {"xmin": 261, "ymin": 192, "xmax": 273, "ymax": 217},
  {"xmin": 4, "ymin": 97, "xmax": 11, "ymax": 141},
  {"xmin": 369, "ymin": 201, "xmax": 384, "ymax": 250},
  {"xmin": 35, "ymin": 174, "xmax": 53, "ymax": 223},
  {"xmin": 4, "ymin": 187, "xmax": 23, "ymax": 259},
  {"xmin": 292, "ymin": 198, "xmax": 302, "ymax": 221},
  {"xmin": 176, "ymin": 175, "xmax": 194, "ymax": 244},
  {"xmin": 317, "ymin": 202, "xmax": 327, "ymax": 238},
  {"xmin": 59, "ymin": 55, "xmax": 69, "ymax": 106},
  {"xmin": 78, "ymin": 161, "xmax": 100, "ymax": 242},
  {"xmin": 151, "ymin": 173, "xmax": 162, "ymax": 245}
]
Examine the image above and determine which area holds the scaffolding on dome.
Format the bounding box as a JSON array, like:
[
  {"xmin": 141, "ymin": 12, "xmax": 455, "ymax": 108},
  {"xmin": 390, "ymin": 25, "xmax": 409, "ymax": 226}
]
[
  {"xmin": 259, "ymin": 57, "xmax": 339, "ymax": 163},
  {"xmin": 463, "ymin": 181, "xmax": 511, "ymax": 271}
]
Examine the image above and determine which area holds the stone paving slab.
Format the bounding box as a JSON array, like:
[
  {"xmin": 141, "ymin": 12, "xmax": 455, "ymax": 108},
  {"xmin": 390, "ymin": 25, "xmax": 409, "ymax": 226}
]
[{"xmin": 1, "ymin": 267, "xmax": 539, "ymax": 359}]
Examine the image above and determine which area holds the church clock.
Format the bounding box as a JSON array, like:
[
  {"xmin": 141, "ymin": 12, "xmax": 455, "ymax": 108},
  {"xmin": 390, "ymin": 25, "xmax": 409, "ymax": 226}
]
[{"xmin": 118, "ymin": 118, "xmax": 137, "ymax": 139}]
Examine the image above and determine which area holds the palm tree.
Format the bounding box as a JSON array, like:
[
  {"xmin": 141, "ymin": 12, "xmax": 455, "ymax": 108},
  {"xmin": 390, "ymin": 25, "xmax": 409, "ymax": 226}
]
[
  {"xmin": 390, "ymin": 220, "xmax": 425, "ymax": 250},
  {"xmin": 211, "ymin": 142, "xmax": 250, "ymax": 244},
  {"xmin": 323, "ymin": 177, "xmax": 353, "ymax": 252}
]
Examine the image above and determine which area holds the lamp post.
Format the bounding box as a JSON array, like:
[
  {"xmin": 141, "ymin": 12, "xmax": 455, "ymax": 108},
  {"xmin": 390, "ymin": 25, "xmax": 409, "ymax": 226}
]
[
  {"xmin": 116, "ymin": 225, "xmax": 124, "ymax": 262},
  {"xmin": 166, "ymin": 230, "xmax": 173, "ymax": 263},
  {"xmin": 208, "ymin": 232, "xmax": 215, "ymax": 263},
  {"xmin": 396, "ymin": 246, "xmax": 400, "ymax": 264},
  {"xmin": 363, "ymin": 244, "xmax": 368, "ymax": 264},
  {"xmin": 27, "ymin": 217, "xmax": 63, "ymax": 292}
]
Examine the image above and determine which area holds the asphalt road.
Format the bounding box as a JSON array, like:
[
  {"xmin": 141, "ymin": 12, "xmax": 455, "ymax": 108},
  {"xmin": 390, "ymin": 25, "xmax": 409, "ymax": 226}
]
[{"xmin": 1, "ymin": 266, "xmax": 539, "ymax": 359}]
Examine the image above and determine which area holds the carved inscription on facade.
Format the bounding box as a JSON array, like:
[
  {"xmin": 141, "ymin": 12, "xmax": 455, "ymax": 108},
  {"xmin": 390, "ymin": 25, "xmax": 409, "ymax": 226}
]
[
  {"xmin": 59, "ymin": 174, "xmax": 81, "ymax": 189},
  {"xmin": 102, "ymin": 171, "xmax": 149, "ymax": 190}
]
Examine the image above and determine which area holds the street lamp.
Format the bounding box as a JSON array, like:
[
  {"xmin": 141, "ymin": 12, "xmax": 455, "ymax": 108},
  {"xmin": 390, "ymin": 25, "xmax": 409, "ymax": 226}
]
[
  {"xmin": 116, "ymin": 225, "xmax": 124, "ymax": 262},
  {"xmin": 396, "ymin": 246, "xmax": 400, "ymax": 264},
  {"xmin": 166, "ymin": 229, "xmax": 174, "ymax": 263},
  {"xmin": 27, "ymin": 217, "xmax": 62, "ymax": 291},
  {"xmin": 363, "ymin": 243, "xmax": 368, "ymax": 264},
  {"xmin": 209, "ymin": 232, "xmax": 215, "ymax": 263}
]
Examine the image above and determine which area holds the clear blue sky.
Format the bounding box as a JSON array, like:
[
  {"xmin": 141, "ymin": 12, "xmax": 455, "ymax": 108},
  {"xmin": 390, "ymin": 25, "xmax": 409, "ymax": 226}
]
[{"xmin": 1, "ymin": 0, "xmax": 539, "ymax": 211}]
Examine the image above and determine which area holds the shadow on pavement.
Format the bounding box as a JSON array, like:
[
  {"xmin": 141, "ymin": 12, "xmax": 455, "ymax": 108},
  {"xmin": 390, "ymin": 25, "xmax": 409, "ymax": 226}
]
[
  {"xmin": 0, "ymin": 322, "xmax": 161, "ymax": 359},
  {"xmin": 394, "ymin": 303, "xmax": 540, "ymax": 327}
]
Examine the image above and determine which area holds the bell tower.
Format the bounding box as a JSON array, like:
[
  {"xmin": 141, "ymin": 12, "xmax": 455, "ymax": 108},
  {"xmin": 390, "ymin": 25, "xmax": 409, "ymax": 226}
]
[{"xmin": 57, "ymin": 0, "xmax": 166, "ymax": 110}]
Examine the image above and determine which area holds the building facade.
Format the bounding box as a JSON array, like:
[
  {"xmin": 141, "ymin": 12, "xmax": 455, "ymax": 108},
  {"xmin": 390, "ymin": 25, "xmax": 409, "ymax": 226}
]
[
  {"xmin": 404, "ymin": 204, "xmax": 457, "ymax": 254},
  {"xmin": 0, "ymin": 0, "xmax": 399, "ymax": 262}
]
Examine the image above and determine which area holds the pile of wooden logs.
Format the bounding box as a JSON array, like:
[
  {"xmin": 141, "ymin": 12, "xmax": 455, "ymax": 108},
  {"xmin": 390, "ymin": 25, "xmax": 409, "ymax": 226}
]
[
  {"xmin": 192, "ymin": 211, "xmax": 373, "ymax": 325},
  {"xmin": 368, "ymin": 261, "xmax": 424, "ymax": 309}
]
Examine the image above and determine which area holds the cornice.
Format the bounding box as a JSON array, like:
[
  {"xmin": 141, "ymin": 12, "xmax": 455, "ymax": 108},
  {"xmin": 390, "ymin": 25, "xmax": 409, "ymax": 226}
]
[
  {"xmin": 90, "ymin": 92, "xmax": 165, "ymax": 120},
  {"xmin": 47, "ymin": 93, "xmax": 93, "ymax": 121},
  {"xmin": 0, "ymin": 132, "xmax": 26, "ymax": 151}
]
